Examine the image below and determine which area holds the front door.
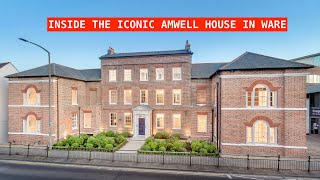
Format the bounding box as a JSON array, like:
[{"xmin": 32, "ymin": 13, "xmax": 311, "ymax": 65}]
[{"xmin": 138, "ymin": 118, "xmax": 145, "ymax": 135}]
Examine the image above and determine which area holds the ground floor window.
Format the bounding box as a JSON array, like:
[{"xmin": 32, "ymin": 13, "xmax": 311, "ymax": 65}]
[
  {"xmin": 197, "ymin": 115, "xmax": 207, "ymax": 132},
  {"xmin": 246, "ymin": 120, "xmax": 277, "ymax": 144},
  {"xmin": 72, "ymin": 113, "xmax": 77, "ymax": 130},
  {"xmin": 110, "ymin": 113, "xmax": 117, "ymax": 127},
  {"xmin": 172, "ymin": 114, "xmax": 181, "ymax": 129},
  {"xmin": 124, "ymin": 113, "xmax": 132, "ymax": 127},
  {"xmin": 23, "ymin": 114, "xmax": 40, "ymax": 133},
  {"xmin": 156, "ymin": 114, "xmax": 164, "ymax": 129},
  {"xmin": 84, "ymin": 113, "xmax": 91, "ymax": 128}
]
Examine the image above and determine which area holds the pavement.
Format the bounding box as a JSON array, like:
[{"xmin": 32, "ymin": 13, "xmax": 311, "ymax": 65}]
[
  {"xmin": 116, "ymin": 139, "xmax": 145, "ymax": 153},
  {"xmin": 307, "ymin": 134, "xmax": 320, "ymax": 157},
  {"xmin": 0, "ymin": 154, "xmax": 319, "ymax": 179}
]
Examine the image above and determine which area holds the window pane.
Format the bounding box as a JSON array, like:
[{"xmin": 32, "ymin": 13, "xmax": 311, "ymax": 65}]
[
  {"xmin": 72, "ymin": 113, "xmax": 77, "ymax": 129},
  {"xmin": 140, "ymin": 69, "xmax": 148, "ymax": 81},
  {"xmin": 27, "ymin": 88, "xmax": 38, "ymax": 105},
  {"xmin": 84, "ymin": 113, "xmax": 91, "ymax": 128},
  {"xmin": 124, "ymin": 113, "xmax": 132, "ymax": 127},
  {"xmin": 156, "ymin": 68, "xmax": 164, "ymax": 80},
  {"xmin": 247, "ymin": 127, "xmax": 252, "ymax": 143},
  {"xmin": 173, "ymin": 89, "xmax": 181, "ymax": 105},
  {"xmin": 270, "ymin": 91, "xmax": 275, "ymax": 107},
  {"xmin": 72, "ymin": 89, "xmax": 78, "ymax": 105},
  {"xmin": 156, "ymin": 89, "xmax": 164, "ymax": 104},
  {"xmin": 173, "ymin": 114, "xmax": 181, "ymax": 129},
  {"xmin": 28, "ymin": 115, "xmax": 37, "ymax": 133},
  {"xmin": 254, "ymin": 121, "xmax": 268, "ymax": 143},
  {"xmin": 197, "ymin": 115, "xmax": 207, "ymax": 132},
  {"xmin": 140, "ymin": 90, "xmax": 148, "ymax": 104},
  {"xmin": 254, "ymin": 87, "xmax": 267, "ymax": 107},
  {"xmin": 110, "ymin": 90, "xmax": 117, "ymax": 104},
  {"xmin": 124, "ymin": 90, "xmax": 132, "ymax": 104},
  {"xmin": 270, "ymin": 127, "xmax": 275, "ymax": 144},
  {"xmin": 156, "ymin": 114, "xmax": 164, "ymax": 128},
  {"xmin": 172, "ymin": 67, "xmax": 181, "ymax": 80},
  {"xmin": 109, "ymin": 70, "xmax": 117, "ymax": 81},
  {"xmin": 124, "ymin": 69, "xmax": 131, "ymax": 81},
  {"xmin": 247, "ymin": 91, "xmax": 252, "ymax": 107},
  {"xmin": 110, "ymin": 113, "xmax": 117, "ymax": 126}
]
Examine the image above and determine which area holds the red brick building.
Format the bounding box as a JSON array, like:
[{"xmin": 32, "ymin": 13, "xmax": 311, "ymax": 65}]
[{"xmin": 6, "ymin": 42, "xmax": 313, "ymax": 157}]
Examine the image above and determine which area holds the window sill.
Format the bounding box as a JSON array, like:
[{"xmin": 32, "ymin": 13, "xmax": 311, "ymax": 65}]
[
  {"xmin": 140, "ymin": 103, "xmax": 148, "ymax": 105},
  {"xmin": 124, "ymin": 126, "xmax": 132, "ymax": 128},
  {"xmin": 72, "ymin": 128, "xmax": 78, "ymax": 130},
  {"xmin": 156, "ymin": 127, "xmax": 164, "ymax": 129},
  {"xmin": 197, "ymin": 131, "xmax": 207, "ymax": 133},
  {"xmin": 172, "ymin": 128, "xmax": 181, "ymax": 130},
  {"xmin": 110, "ymin": 126, "xmax": 117, "ymax": 128},
  {"xmin": 156, "ymin": 103, "xmax": 164, "ymax": 105},
  {"xmin": 173, "ymin": 104, "xmax": 182, "ymax": 106},
  {"xmin": 83, "ymin": 127, "xmax": 91, "ymax": 129}
]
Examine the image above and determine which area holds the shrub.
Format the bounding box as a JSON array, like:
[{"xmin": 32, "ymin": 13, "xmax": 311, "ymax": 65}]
[
  {"xmin": 141, "ymin": 145, "xmax": 151, "ymax": 151},
  {"xmin": 167, "ymin": 143, "xmax": 174, "ymax": 151},
  {"xmin": 171, "ymin": 133, "xmax": 181, "ymax": 139},
  {"xmin": 96, "ymin": 132, "xmax": 106, "ymax": 139},
  {"xmin": 199, "ymin": 148, "xmax": 208, "ymax": 154},
  {"xmin": 154, "ymin": 132, "xmax": 163, "ymax": 139},
  {"xmin": 71, "ymin": 143, "xmax": 79, "ymax": 148},
  {"xmin": 85, "ymin": 143, "xmax": 94, "ymax": 149},
  {"xmin": 191, "ymin": 140, "xmax": 202, "ymax": 152},
  {"xmin": 87, "ymin": 137, "xmax": 97, "ymax": 147},
  {"xmin": 114, "ymin": 132, "xmax": 121, "ymax": 138},
  {"xmin": 96, "ymin": 136, "xmax": 107, "ymax": 148},
  {"xmin": 159, "ymin": 146, "xmax": 166, "ymax": 151},
  {"xmin": 105, "ymin": 130, "xmax": 115, "ymax": 137},
  {"xmin": 173, "ymin": 141, "xmax": 185, "ymax": 151},
  {"xmin": 177, "ymin": 147, "xmax": 187, "ymax": 152},
  {"xmin": 105, "ymin": 144, "xmax": 113, "ymax": 152},
  {"xmin": 162, "ymin": 132, "xmax": 170, "ymax": 139},
  {"xmin": 148, "ymin": 141, "xmax": 158, "ymax": 151},
  {"xmin": 145, "ymin": 137, "xmax": 154, "ymax": 144},
  {"xmin": 116, "ymin": 135, "xmax": 125, "ymax": 144},
  {"xmin": 67, "ymin": 136, "xmax": 82, "ymax": 146},
  {"xmin": 158, "ymin": 140, "xmax": 167, "ymax": 148},
  {"xmin": 121, "ymin": 131, "xmax": 130, "ymax": 138},
  {"xmin": 104, "ymin": 137, "xmax": 115, "ymax": 145},
  {"xmin": 79, "ymin": 134, "xmax": 89, "ymax": 143},
  {"xmin": 54, "ymin": 141, "xmax": 64, "ymax": 146}
]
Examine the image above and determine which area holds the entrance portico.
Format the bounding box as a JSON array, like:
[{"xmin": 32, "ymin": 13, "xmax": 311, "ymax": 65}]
[{"xmin": 132, "ymin": 105, "xmax": 153, "ymax": 139}]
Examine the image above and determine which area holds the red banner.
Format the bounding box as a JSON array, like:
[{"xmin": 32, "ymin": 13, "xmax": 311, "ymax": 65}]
[{"xmin": 47, "ymin": 17, "xmax": 287, "ymax": 32}]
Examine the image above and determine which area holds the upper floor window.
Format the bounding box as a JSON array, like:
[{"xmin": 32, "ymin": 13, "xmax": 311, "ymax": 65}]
[
  {"xmin": 246, "ymin": 84, "xmax": 276, "ymax": 108},
  {"xmin": 71, "ymin": 113, "xmax": 77, "ymax": 130},
  {"xmin": 140, "ymin": 89, "xmax": 148, "ymax": 104},
  {"xmin": 110, "ymin": 113, "xmax": 117, "ymax": 127},
  {"xmin": 109, "ymin": 70, "xmax": 117, "ymax": 82},
  {"xmin": 156, "ymin": 89, "xmax": 164, "ymax": 105},
  {"xmin": 84, "ymin": 113, "xmax": 91, "ymax": 128},
  {"xmin": 23, "ymin": 114, "xmax": 40, "ymax": 133},
  {"xmin": 124, "ymin": 69, "xmax": 132, "ymax": 81},
  {"xmin": 246, "ymin": 120, "xmax": 277, "ymax": 144},
  {"xmin": 156, "ymin": 68, "xmax": 164, "ymax": 80},
  {"xmin": 172, "ymin": 89, "xmax": 181, "ymax": 105},
  {"xmin": 140, "ymin": 69, "xmax": 148, "ymax": 81},
  {"xmin": 307, "ymin": 75, "xmax": 320, "ymax": 83},
  {"xmin": 109, "ymin": 90, "xmax": 117, "ymax": 105},
  {"xmin": 124, "ymin": 89, "xmax": 132, "ymax": 105},
  {"xmin": 23, "ymin": 87, "xmax": 40, "ymax": 105},
  {"xmin": 124, "ymin": 113, "xmax": 132, "ymax": 127},
  {"xmin": 72, "ymin": 89, "xmax": 78, "ymax": 105},
  {"xmin": 172, "ymin": 67, "xmax": 182, "ymax": 80}
]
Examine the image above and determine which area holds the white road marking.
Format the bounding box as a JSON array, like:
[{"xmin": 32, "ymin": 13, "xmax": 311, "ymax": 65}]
[{"xmin": 226, "ymin": 174, "xmax": 232, "ymax": 179}]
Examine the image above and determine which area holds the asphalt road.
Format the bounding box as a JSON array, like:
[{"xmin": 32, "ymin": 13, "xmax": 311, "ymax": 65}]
[{"xmin": 0, "ymin": 160, "xmax": 284, "ymax": 180}]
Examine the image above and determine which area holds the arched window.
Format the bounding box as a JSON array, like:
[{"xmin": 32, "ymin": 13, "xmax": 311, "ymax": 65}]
[
  {"xmin": 23, "ymin": 114, "xmax": 41, "ymax": 133},
  {"xmin": 246, "ymin": 120, "xmax": 276, "ymax": 144},
  {"xmin": 246, "ymin": 84, "xmax": 276, "ymax": 108},
  {"xmin": 23, "ymin": 87, "xmax": 40, "ymax": 105}
]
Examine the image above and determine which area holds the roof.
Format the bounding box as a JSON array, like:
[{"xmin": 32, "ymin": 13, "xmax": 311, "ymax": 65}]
[
  {"xmin": 307, "ymin": 84, "xmax": 320, "ymax": 94},
  {"xmin": 100, "ymin": 49, "xmax": 192, "ymax": 59},
  {"xmin": 191, "ymin": 63, "xmax": 227, "ymax": 78},
  {"xmin": 7, "ymin": 63, "xmax": 101, "ymax": 82},
  {"xmin": 220, "ymin": 52, "xmax": 313, "ymax": 71},
  {"xmin": 0, "ymin": 62, "xmax": 10, "ymax": 69},
  {"xmin": 291, "ymin": 52, "xmax": 320, "ymax": 61}
]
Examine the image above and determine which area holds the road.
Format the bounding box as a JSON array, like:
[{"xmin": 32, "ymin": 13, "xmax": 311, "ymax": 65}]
[{"xmin": 0, "ymin": 160, "xmax": 289, "ymax": 180}]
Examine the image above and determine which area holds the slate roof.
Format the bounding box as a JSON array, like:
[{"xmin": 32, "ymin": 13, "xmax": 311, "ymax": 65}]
[
  {"xmin": 220, "ymin": 52, "xmax": 313, "ymax": 71},
  {"xmin": 0, "ymin": 62, "xmax": 9, "ymax": 69},
  {"xmin": 191, "ymin": 63, "xmax": 227, "ymax": 79},
  {"xmin": 7, "ymin": 63, "xmax": 101, "ymax": 82},
  {"xmin": 291, "ymin": 52, "xmax": 320, "ymax": 61},
  {"xmin": 307, "ymin": 84, "xmax": 320, "ymax": 94},
  {"xmin": 100, "ymin": 49, "xmax": 192, "ymax": 59}
]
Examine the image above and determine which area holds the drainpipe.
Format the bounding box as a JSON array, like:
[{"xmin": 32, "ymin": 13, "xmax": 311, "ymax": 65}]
[
  {"xmin": 218, "ymin": 76, "xmax": 222, "ymax": 153},
  {"xmin": 78, "ymin": 106, "xmax": 81, "ymax": 136},
  {"xmin": 215, "ymin": 82, "xmax": 219, "ymax": 146},
  {"xmin": 56, "ymin": 78, "xmax": 60, "ymax": 141}
]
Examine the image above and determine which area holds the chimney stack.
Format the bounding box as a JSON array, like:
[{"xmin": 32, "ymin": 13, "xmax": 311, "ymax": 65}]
[
  {"xmin": 107, "ymin": 46, "xmax": 115, "ymax": 55},
  {"xmin": 185, "ymin": 40, "xmax": 191, "ymax": 51}
]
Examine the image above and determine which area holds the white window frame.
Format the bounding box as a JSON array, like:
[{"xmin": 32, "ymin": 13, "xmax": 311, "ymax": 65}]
[
  {"xmin": 109, "ymin": 69, "xmax": 117, "ymax": 82},
  {"xmin": 156, "ymin": 68, "xmax": 164, "ymax": 81},
  {"xmin": 110, "ymin": 113, "xmax": 117, "ymax": 127},
  {"xmin": 140, "ymin": 89, "xmax": 148, "ymax": 105},
  {"xmin": 197, "ymin": 115, "xmax": 207, "ymax": 132},
  {"xmin": 172, "ymin": 114, "xmax": 181, "ymax": 129},
  {"xmin": 172, "ymin": 89, "xmax": 182, "ymax": 105},
  {"xmin": 23, "ymin": 115, "xmax": 40, "ymax": 133},
  {"xmin": 246, "ymin": 84, "xmax": 277, "ymax": 108},
  {"xmin": 71, "ymin": 113, "xmax": 78, "ymax": 130},
  {"xmin": 246, "ymin": 120, "xmax": 277, "ymax": 145},
  {"xmin": 109, "ymin": 90, "xmax": 117, "ymax": 105},
  {"xmin": 172, "ymin": 67, "xmax": 182, "ymax": 80},
  {"xmin": 156, "ymin": 89, "xmax": 164, "ymax": 105},
  {"xmin": 124, "ymin": 69, "xmax": 132, "ymax": 81},
  {"xmin": 124, "ymin": 113, "xmax": 132, "ymax": 128},
  {"xmin": 23, "ymin": 87, "xmax": 40, "ymax": 105},
  {"xmin": 156, "ymin": 113, "xmax": 164, "ymax": 129},
  {"xmin": 307, "ymin": 75, "xmax": 320, "ymax": 83},
  {"xmin": 72, "ymin": 89, "xmax": 78, "ymax": 105},
  {"xmin": 140, "ymin": 68, "xmax": 148, "ymax": 81},
  {"xmin": 83, "ymin": 113, "xmax": 91, "ymax": 128},
  {"xmin": 124, "ymin": 89, "xmax": 132, "ymax": 105}
]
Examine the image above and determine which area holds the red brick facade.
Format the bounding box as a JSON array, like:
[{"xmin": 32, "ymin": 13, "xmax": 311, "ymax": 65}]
[{"xmin": 7, "ymin": 50, "xmax": 310, "ymax": 157}]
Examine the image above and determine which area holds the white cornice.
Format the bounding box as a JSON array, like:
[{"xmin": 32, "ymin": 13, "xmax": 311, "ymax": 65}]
[
  {"xmin": 220, "ymin": 73, "xmax": 309, "ymax": 79},
  {"xmin": 222, "ymin": 108, "xmax": 307, "ymax": 111},
  {"xmin": 8, "ymin": 105, "xmax": 56, "ymax": 108},
  {"xmin": 9, "ymin": 80, "xmax": 57, "ymax": 83},
  {"xmin": 222, "ymin": 143, "xmax": 307, "ymax": 149}
]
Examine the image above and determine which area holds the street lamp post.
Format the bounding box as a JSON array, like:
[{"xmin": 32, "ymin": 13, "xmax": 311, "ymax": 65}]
[{"xmin": 18, "ymin": 38, "xmax": 52, "ymax": 148}]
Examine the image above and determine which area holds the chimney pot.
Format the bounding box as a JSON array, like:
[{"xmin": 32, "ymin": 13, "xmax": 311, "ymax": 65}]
[
  {"xmin": 185, "ymin": 40, "xmax": 191, "ymax": 51},
  {"xmin": 107, "ymin": 46, "xmax": 115, "ymax": 55}
]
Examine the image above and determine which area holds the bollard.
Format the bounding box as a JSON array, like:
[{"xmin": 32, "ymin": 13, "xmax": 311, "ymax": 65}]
[
  {"xmin": 136, "ymin": 151, "xmax": 139, "ymax": 163},
  {"xmin": 46, "ymin": 145, "xmax": 49, "ymax": 158},
  {"xmin": 189, "ymin": 153, "xmax": 192, "ymax": 166},
  {"xmin": 89, "ymin": 150, "xmax": 92, "ymax": 161},
  {"xmin": 67, "ymin": 148, "xmax": 70, "ymax": 160},
  {"xmin": 27, "ymin": 144, "xmax": 30, "ymax": 157},
  {"xmin": 247, "ymin": 154, "xmax": 250, "ymax": 169},
  {"xmin": 112, "ymin": 150, "xmax": 114, "ymax": 162},
  {"xmin": 9, "ymin": 142, "xmax": 12, "ymax": 156},
  {"xmin": 308, "ymin": 156, "xmax": 311, "ymax": 172},
  {"xmin": 217, "ymin": 155, "xmax": 220, "ymax": 168},
  {"xmin": 277, "ymin": 155, "xmax": 280, "ymax": 171},
  {"xmin": 162, "ymin": 151, "xmax": 165, "ymax": 164}
]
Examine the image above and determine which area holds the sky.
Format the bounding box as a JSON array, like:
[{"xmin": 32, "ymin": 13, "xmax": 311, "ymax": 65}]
[{"xmin": 1, "ymin": 0, "xmax": 320, "ymax": 71}]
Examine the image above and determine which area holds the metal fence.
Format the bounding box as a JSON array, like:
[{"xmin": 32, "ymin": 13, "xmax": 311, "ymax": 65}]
[{"xmin": 0, "ymin": 144, "xmax": 319, "ymax": 172}]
